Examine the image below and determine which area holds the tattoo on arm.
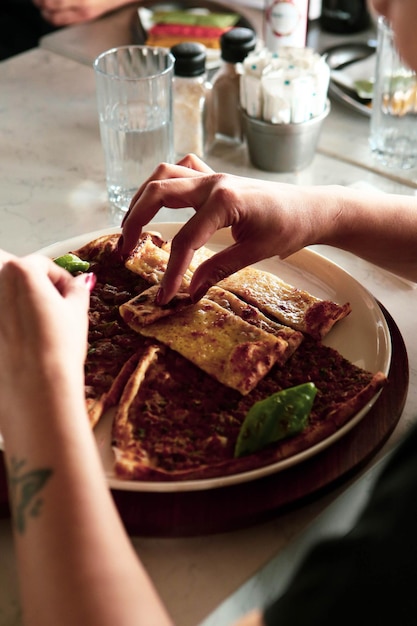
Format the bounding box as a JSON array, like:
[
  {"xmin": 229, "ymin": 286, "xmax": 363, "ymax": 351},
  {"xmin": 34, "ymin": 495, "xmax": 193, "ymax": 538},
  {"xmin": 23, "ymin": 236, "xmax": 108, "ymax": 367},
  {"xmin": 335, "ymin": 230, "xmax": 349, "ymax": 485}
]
[{"xmin": 8, "ymin": 457, "xmax": 53, "ymax": 534}]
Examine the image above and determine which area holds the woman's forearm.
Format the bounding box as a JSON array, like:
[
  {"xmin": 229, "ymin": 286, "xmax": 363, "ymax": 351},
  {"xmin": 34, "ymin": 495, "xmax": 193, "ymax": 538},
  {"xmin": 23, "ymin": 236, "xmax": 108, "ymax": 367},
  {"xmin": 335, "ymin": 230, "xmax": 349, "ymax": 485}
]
[
  {"xmin": 3, "ymin": 388, "xmax": 172, "ymax": 626},
  {"xmin": 315, "ymin": 185, "xmax": 417, "ymax": 282},
  {"xmin": 0, "ymin": 256, "xmax": 172, "ymax": 626}
]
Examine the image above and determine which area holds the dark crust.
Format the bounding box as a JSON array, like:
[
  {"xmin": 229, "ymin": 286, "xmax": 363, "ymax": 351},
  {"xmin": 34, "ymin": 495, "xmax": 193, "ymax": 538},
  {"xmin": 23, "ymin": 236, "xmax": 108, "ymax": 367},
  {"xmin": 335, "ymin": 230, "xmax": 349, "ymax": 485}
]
[{"xmin": 305, "ymin": 300, "xmax": 353, "ymax": 340}]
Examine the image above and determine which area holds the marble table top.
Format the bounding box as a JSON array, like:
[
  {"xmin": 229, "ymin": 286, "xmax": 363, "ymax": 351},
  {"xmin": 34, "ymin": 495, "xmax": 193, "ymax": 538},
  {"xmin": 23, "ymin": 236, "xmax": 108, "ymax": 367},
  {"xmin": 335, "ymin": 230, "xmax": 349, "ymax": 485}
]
[{"xmin": 1, "ymin": 42, "xmax": 417, "ymax": 626}]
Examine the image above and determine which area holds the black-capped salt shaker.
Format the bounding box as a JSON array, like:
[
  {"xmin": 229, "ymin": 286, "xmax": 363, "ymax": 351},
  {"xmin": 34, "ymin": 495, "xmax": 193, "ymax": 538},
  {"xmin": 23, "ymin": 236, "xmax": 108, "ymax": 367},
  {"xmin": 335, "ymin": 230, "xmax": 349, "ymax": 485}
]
[{"xmin": 171, "ymin": 42, "xmax": 213, "ymax": 158}]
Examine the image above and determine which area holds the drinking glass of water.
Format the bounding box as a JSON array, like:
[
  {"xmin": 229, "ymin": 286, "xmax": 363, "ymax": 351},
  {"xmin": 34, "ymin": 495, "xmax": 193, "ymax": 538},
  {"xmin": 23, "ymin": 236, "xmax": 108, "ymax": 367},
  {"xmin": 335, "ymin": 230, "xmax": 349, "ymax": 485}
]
[
  {"xmin": 94, "ymin": 46, "xmax": 174, "ymax": 213},
  {"xmin": 369, "ymin": 17, "xmax": 417, "ymax": 170}
]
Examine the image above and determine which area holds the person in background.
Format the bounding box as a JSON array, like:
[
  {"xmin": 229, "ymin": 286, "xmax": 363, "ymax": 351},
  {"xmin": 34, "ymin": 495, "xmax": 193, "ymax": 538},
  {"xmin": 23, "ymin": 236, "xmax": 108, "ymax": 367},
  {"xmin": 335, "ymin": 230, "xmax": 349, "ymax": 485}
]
[
  {"xmin": 1, "ymin": 0, "xmax": 417, "ymax": 625},
  {"xmin": 0, "ymin": 0, "xmax": 137, "ymax": 60}
]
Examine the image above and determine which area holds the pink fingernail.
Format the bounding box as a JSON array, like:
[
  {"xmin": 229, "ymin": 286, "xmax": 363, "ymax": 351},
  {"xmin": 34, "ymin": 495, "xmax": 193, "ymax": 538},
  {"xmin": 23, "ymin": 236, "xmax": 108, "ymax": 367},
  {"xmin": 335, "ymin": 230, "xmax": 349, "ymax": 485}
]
[
  {"xmin": 155, "ymin": 286, "xmax": 165, "ymax": 305},
  {"xmin": 84, "ymin": 272, "xmax": 96, "ymax": 292}
]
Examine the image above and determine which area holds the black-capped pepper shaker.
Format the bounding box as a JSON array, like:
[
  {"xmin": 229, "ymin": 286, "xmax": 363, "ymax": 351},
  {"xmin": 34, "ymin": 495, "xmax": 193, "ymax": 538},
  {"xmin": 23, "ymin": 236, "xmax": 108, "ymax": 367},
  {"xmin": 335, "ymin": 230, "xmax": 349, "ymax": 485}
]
[
  {"xmin": 171, "ymin": 42, "xmax": 213, "ymax": 158},
  {"xmin": 210, "ymin": 27, "xmax": 257, "ymax": 144}
]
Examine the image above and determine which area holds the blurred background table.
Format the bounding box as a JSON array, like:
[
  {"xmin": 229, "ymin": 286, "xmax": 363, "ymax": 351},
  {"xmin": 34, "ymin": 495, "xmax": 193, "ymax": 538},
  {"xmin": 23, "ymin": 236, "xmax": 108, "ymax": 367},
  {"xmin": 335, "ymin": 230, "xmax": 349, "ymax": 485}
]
[
  {"xmin": 39, "ymin": 3, "xmax": 417, "ymax": 191},
  {"xmin": 1, "ymin": 7, "xmax": 417, "ymax": 626}
]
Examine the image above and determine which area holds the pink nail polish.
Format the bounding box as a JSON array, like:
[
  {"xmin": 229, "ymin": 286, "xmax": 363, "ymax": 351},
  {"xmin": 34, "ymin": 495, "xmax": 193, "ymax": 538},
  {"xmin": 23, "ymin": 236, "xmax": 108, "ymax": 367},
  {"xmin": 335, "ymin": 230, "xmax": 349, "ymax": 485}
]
[
  {"xmin": 155, "ymin": 286, "xmax": 165, "ymax": 305},
  {"xmin": 84, "ymin": 272, "xmax": 96, "ymax": 292}
]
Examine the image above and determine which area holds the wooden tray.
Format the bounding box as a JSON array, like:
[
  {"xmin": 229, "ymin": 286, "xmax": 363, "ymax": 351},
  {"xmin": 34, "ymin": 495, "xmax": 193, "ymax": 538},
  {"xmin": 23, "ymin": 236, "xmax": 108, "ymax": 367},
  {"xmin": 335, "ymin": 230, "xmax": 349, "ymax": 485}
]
[{"xmin": 0, "ymin": 305, "xmax": 408, "ymax": 535}]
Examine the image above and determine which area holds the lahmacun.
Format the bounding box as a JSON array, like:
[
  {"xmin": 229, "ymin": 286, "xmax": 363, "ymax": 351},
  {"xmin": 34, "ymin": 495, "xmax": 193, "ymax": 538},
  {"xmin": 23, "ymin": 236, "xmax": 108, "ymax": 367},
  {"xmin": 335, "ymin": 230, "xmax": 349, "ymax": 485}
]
[{"xmin": 70, "ymin": 232, "xmax": 387, "ymax": 481}]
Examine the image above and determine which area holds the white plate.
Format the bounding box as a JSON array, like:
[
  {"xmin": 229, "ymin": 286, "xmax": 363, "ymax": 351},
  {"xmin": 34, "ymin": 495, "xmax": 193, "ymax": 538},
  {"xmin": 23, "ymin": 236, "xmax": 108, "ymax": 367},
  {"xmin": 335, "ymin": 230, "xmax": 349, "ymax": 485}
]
[{"xmin": 0, "ymin": 224, "xmax": 391, "ymax": 492}]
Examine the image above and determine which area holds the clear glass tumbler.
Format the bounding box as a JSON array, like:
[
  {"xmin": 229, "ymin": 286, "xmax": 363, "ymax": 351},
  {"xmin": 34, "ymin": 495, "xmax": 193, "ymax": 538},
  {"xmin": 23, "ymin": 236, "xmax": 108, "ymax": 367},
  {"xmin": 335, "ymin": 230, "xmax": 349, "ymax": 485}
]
[
  {"xmin": 369, "ymin": 17, "xmax": 417, "ymax": 170},
  {"xmin": 94, "ymin": 46, "xmax": 174, "ymax": 213}
]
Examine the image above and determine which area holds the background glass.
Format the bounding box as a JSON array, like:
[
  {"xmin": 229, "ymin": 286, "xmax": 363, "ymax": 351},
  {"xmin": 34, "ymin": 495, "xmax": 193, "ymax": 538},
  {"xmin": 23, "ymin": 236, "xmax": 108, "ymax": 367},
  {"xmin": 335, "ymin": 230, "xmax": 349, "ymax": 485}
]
[
  {"xmin": 369, "ymin": 17, "xmax": 417, "ymax": 170},
  {"xmin": 94, "ymin": 46, "xmax": 174, "ymax": 212}
]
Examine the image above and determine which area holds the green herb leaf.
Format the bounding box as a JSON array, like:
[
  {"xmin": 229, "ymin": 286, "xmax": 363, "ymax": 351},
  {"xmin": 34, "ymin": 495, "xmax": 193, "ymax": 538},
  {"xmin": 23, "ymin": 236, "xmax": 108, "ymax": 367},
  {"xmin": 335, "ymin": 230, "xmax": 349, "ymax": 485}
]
[
  {"xmin": 54, "ymin": 253, "xmax": 90, "ymax": 274},
  {"xmin": 234, "ymin": 382, "xmax": 317, "ymax": 458}
]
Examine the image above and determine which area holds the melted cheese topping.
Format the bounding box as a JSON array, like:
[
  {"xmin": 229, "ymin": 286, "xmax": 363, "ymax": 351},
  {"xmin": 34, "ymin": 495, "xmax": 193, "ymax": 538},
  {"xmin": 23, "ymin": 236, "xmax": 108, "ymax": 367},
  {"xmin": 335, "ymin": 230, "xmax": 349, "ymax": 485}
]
[{"xmin": 122, "ymin": 297, "xmax": 287, "ymax": 395}]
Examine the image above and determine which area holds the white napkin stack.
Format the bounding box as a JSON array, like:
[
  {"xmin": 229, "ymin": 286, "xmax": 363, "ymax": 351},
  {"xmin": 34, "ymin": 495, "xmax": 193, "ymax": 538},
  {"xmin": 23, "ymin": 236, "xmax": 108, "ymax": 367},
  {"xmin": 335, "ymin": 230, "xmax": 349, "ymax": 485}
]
[{"xmin": 240, "ymin": 47, "xmax": 330, "ymax": 124}]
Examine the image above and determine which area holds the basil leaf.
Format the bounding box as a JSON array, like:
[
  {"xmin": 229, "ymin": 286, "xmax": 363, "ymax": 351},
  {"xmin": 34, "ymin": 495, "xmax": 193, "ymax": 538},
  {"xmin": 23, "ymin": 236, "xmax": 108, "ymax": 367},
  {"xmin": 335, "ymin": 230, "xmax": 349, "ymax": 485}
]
[
  {"xmin": 234, "ymin": 382, "xmax": 317, "ymax": 458},
  {"xmin": 54, "ymin": 253, "xmax": 90, "ymax": 274}
]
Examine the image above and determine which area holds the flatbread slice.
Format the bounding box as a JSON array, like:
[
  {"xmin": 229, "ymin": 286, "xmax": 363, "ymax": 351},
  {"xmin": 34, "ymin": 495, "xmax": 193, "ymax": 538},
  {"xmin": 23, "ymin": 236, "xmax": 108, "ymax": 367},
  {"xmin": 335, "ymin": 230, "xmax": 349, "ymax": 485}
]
[
  {"xmin": 120, "ymin": 284, "xmax": 193, "ymax": 326},
  {"xmin": 119, "ymin": 283, "xmax": 303, "ymax": 363},
  {"xmin": 124, "ymin": 232, "xmax": 350, "ymax": 340},
  {"xmin": 120, "ymin": 296, "xmax": 289, "ymax": 394},
  {"xmin": 207, "ymin": 286, "xmax": 304, "ymax": 360},
  {"xmin": 111, "ymin": 339, "xmax": 387, "ymax": 482},
  {"xmin": 111, "ymin": 343, "xmax": 161, "ymax": 446},
  {"xmin": 125, "ymin": 232, "xmax": 192, "ymax": 287},
  {"xmin": 219, "ymin": 267, "xmax": 351, "ymax": 340},
  {"xmin": 72, "ymin": 233, "xmax": 121, "ymax": 263}
]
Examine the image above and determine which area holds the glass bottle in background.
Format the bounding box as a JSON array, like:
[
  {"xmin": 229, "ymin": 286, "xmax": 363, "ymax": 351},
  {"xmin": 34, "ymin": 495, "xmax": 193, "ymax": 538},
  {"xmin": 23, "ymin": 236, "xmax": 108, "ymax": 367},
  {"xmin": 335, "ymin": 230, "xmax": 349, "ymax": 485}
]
[
  {"xmin": 369, "ymin": 17, "xmax": 417, "ymax": 169},
  {"xmin": 264, "ymin": 0, "xmax": 309, "ymax": 51},
  {"xmin": 320, "ymin": 0, "xmax": 370, "ymax": 33},
  {"xmin": 171, "ymin": 42, "xmax": 214, "ymax": 158},
  {"xmin": 210, "ymin": 27, "xmax": 257, "ymax": 144}
]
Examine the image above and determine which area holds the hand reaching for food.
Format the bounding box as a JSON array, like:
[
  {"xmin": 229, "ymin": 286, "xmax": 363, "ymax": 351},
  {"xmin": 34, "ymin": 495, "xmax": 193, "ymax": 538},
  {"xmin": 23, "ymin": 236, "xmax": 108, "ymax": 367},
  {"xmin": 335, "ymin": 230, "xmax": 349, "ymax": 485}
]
[{"xmin": 32, "ymin": 0, "xmax": 133, "ymax": 26}]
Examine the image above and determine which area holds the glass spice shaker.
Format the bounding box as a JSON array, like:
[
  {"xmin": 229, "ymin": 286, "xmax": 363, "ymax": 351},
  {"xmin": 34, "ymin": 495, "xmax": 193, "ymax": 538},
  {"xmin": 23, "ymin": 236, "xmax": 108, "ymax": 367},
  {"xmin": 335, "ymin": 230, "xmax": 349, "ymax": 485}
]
[
  {"xmin": 171, "ymin": 42, "xmax": 214, "ymax": 158},
  {"xmin": 210, "ymin": 27, "xmax": 257, "ymax": 144}
]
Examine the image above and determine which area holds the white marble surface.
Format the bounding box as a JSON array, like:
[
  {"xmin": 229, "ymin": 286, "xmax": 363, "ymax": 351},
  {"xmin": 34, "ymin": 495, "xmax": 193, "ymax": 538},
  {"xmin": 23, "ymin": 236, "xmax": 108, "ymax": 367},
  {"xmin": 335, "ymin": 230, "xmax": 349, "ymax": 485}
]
[{"xmin": 1, "ymin": 45, "xmax": 417, "ymax": 626}]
